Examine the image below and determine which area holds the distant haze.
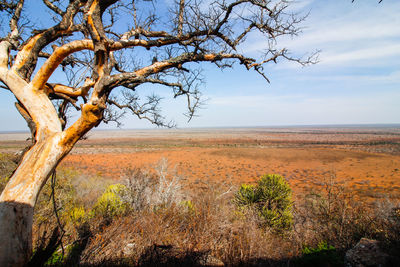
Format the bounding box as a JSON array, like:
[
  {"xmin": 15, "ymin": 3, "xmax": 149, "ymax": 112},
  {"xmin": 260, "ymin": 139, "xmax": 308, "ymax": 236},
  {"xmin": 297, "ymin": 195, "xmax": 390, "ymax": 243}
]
[{"xmin": 2, "ymin": 124, "xmax": 400, "ymax": 142}]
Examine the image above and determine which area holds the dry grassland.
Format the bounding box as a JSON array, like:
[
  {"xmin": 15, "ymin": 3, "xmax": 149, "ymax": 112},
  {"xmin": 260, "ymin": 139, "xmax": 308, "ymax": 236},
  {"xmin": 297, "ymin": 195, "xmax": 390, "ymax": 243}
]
[
  {"xmin": 1, "ymin": 127, "xmax": 399, "ymax": 200},
  {"xmin": 55, "ymin": 127, "xmax": 400, "ymax": 201}
]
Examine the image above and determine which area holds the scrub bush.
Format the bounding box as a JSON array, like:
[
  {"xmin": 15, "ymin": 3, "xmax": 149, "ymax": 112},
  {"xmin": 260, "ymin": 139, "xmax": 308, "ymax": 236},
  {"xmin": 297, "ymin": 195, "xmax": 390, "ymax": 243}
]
[
  {"xmin": 235, "ymin": 174, "xmax": 293, "ymax": 231},
  {"xmin": 92, "ymin": 184, "xmax": 130, "ymax": 220},
  {"xmin": 297, "ymin": 241, "xmax": 342, "ymax": 267},
  {"xmin": 235, "ymin": 184, "xmax": 257, "ymax": 206}
]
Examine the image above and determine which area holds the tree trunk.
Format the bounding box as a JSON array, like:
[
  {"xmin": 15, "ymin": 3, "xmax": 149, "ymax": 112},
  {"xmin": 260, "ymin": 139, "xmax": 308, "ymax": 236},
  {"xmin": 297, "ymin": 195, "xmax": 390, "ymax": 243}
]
[
  {"xmin": 0, "ymin": 202, "xmax": 33, "ymax": 267},
  {"xmin": 0, "ymin": 133, "xmax": 69, "ymax": 267}
]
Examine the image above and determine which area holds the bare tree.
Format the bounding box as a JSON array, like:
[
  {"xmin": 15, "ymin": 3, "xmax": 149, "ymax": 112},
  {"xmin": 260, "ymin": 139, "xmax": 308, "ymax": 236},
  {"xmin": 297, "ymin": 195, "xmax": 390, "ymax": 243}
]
[{"xmin": 0, "ymin": 0, "xmax": 315, "ymax": 265}]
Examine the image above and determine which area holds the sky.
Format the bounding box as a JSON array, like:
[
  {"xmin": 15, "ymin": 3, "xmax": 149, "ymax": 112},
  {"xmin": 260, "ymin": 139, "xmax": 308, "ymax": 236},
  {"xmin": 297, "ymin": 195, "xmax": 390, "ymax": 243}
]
[{"xmin": 0, "ymin": 0, "xmax": 399, "ymax": 131}]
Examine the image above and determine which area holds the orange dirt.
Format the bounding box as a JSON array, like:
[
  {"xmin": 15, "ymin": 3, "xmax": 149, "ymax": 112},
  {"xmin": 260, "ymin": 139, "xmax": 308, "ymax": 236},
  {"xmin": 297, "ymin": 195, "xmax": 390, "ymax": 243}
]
[
  {"xmin": 1, "ymin": 128, "xmax": 399, "ymax": 200},
  {"xmin": 57, "ymin": 128, "xmax": 400, "ymax": 200}
]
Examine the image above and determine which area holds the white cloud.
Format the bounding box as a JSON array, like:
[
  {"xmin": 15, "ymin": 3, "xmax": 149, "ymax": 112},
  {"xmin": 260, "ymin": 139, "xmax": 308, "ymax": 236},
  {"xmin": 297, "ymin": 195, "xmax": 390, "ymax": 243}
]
[
  {"xmin": 320, "ymin": 43, "xmax": 400, "ymax": 66},
  {"xmin": 297, "ymin": 70, "xmax": 400, "ymax": 85},
  {"xmin": 285, "ymin": 0, "xmax": 315, "ymax": 12},
  {"xmin": 242, "ymin": 0, "xmax": 400, "ymax": 69},
  {"xmin": 283, "ymin": 15, "xmax": 400, "ymax": 51}
]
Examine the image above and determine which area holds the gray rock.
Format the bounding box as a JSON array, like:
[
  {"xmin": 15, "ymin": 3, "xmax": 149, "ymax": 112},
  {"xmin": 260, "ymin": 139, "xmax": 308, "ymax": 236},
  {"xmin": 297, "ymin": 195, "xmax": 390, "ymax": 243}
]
[{"xmin": 345, "ymin": 238, "xmax": 389, "ymax": 267}]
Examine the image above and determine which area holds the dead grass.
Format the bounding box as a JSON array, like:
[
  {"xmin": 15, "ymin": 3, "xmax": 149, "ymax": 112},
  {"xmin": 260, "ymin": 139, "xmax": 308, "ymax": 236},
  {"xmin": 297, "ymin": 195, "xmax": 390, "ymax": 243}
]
[
  {"xmin": 79, "ymin": 179, "xmax": 297, "ymax": 266},
  {"xmin": 31, "ymin": 164, "xmax": 400, "ymax": 266}
]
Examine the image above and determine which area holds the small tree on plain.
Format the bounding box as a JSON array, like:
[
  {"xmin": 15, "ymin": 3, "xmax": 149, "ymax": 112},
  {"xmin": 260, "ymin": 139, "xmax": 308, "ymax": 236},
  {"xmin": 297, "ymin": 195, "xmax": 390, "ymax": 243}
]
[{"xmin": 0, "ymin": 0, "xmax": 315, "ymax": 265}]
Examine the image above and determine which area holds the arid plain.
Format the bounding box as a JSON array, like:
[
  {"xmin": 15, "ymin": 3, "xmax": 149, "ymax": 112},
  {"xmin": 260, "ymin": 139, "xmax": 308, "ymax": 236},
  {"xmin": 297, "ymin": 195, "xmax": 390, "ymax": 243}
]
[{"xmin": 2, "ymin": 126, "xmax": 399, "ymax": 201}]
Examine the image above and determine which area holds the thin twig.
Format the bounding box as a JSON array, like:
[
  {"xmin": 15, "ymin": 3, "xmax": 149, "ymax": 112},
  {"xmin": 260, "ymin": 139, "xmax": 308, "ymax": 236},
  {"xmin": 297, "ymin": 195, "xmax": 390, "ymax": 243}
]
[{"xmin": 51, "ymin": 171, "xmax": 66, "ymax": 259}]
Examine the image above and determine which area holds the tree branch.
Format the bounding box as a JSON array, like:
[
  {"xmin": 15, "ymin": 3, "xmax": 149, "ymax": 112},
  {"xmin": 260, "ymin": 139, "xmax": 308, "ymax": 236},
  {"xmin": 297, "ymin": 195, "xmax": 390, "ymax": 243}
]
[
  {"xmin": 108, "ymin": 94, "xmax": 175, "ymax": 128},
  {"xmin": 11, "ymin": 0, "xmax": 85, "ymax": 79},
  {"xmin": 49, "ymin": 77, "xmax": 94, "ymax": 98},
  {"xmin": 177, "ymin": 0, "xmax": 185, "ymax": 37},
  {"xmin": 15, "ymin": 101, "xmax": 36, "ymax": 138},
  {"xmin": 32, "ymin": 40, "xmax": 94, "ymax": 90},
  {"xmin": 43, "ymin": 0, "xmax": 64, "ymax": 16},
  {"xmin": 9, "ymin": 0, "xmax": 24, "ymax": 40}
]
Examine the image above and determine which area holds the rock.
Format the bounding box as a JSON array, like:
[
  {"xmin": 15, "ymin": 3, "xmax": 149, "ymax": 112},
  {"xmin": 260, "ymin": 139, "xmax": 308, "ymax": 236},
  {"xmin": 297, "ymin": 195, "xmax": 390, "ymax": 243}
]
[
  {"xmin": 345, "ymin": 238, "xmax": 389, "ymax": 267},
  {"xmin": 123, "ymin": 242, "xmax": 136, "ymax": 256},
  {"xmin": 204, "ymin": 254, "xmax": 224, "ymax": 266}
]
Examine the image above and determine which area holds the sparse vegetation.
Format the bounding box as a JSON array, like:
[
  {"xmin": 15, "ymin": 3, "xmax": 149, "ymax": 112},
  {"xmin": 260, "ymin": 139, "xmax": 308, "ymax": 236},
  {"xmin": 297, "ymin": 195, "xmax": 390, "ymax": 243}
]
[
  {"xmin": 2, "ymin": 129, "xmax": 400, "ymax": 266},
  {"xmin": 23, "ymin": 161, "xmax": 400, "ymax": 266}
]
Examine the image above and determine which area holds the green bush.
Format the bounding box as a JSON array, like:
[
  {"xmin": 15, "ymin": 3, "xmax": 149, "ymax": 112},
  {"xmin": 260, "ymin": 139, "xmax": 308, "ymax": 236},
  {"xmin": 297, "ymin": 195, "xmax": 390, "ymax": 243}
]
[
  {"xmin": 66, "ymin": 205, "xmax": 89, "ymax": 228},
  {"xmin": 297, "ymin": 241, "xmax": 342, "ymax": 267},
  {"xmin": 235, "ymin": 184, "xmax": 258, "ymax": 206},
  {"xmin": 92, "ymin": 184, "xmax": 130, "ymax": 220},
  {"xmin": 234, "ymin": 174, "xmax": 293, "ymax": 231},
  {"xmin": 44, "ymin": 248, "xmax": 64, "ymax": 266}
]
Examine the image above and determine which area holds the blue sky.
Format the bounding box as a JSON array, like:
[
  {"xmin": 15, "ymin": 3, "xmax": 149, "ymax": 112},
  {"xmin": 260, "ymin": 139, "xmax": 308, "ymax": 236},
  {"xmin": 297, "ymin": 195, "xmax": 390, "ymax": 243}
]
[{"xmin": 0, "ymin": 0, "xmax": 399, "ymax": 131}]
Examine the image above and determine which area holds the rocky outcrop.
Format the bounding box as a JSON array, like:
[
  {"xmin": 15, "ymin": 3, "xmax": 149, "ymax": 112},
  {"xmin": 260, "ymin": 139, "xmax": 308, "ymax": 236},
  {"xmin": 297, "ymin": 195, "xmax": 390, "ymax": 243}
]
[{"xmin": 345, "ymin": 238, "xmax": 389, "ymax": 267}]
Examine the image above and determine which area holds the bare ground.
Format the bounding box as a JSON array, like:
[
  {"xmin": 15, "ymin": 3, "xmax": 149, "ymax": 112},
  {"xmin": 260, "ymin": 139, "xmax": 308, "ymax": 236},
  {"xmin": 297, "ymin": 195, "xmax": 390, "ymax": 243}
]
[{"xmin": 2, "ymin": 127, "xmax": 400, "ymax": 200}]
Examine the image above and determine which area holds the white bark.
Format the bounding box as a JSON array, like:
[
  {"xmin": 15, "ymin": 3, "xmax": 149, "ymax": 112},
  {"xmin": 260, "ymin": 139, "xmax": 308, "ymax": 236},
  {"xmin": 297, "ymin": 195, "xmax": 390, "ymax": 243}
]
[
  {"xmin": 0, "ymin": 39, "xmax": 68, "ymax": 265},
  {"xmin": 0, "ymin": 39, "xmax": 100, "ymax": 264},
  {"xmin": 0, "ymin": 40, "xmax": 62, "ymax": 141},
  {"xmin": 0, "ymin": 71, "xmax": 62, "ymax": 140},
  {"xmin": 0, "ymin": 133, "xmax": 68, "ymax": 267}
]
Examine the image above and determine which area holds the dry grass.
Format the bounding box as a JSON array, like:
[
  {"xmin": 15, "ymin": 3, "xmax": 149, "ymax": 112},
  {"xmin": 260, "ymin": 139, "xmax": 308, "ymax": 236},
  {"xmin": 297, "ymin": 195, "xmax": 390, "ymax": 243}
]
[
  {"xmin": 0, "ymin": 152, "xmax": 17, "ymax": 193},
  {"xmin": 0, "ymin": 148, "xmax": 390, "ymax": 266},
  {"xmin": 79, "ymin": 180, "xmax": 295, "ymax": 266},
  {"xmin": 28, "ymin": 163, "xmax": 400, "ymax": 266}
]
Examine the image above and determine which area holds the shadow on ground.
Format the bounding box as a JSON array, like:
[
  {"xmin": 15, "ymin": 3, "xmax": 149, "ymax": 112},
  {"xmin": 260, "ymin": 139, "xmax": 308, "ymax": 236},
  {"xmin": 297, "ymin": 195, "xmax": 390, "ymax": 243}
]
[{"xmin": 41, "ymin": 243, "xmax": 346, "ymax": 267}]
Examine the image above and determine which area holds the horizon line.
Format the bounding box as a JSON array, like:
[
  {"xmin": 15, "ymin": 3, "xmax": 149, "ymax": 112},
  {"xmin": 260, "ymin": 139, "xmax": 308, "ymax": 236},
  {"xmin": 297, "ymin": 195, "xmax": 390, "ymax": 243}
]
[{"xmin": 2, "ymin": 123, "xmax": 400, "ymax": 134}]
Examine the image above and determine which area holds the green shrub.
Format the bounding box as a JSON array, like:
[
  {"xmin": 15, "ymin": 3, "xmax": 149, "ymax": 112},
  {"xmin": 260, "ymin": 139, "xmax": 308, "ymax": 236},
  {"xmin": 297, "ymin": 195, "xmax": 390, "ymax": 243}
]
[
  {"xmin": 65, "ymin": 205, "xmax": 90, "ymax": 229},
  {"xmin": 235, "ymin": 184, "xmax": 257, "ymax": 206},
  {"xmin": 234, "ymin": 174, "xmax": 293, "ymax": 231},
  {"xmin": 44, "ymin": 248, "xmax": 64, "ymax": 266},
  {"xmin": 92, "ymin": 184, "xmax": 130, "ymax": 220},
  {"xmin": 180, "ymin": 200, "xmax": 196, "ymax": 215},
  {"xmin": 297, "ymin": 241, "xmax": 342, "ymax": 267},
  {"xmin": 0, "ymin": 175, "xmax": 8, "ymax": 194}
]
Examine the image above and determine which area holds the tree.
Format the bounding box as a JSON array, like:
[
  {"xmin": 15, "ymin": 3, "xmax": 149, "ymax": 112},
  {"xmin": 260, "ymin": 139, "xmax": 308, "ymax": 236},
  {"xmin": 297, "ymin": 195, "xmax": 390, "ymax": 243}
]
[{"xmin": 0, "ymin": 0, "xmax": 315, "ymax": 265}]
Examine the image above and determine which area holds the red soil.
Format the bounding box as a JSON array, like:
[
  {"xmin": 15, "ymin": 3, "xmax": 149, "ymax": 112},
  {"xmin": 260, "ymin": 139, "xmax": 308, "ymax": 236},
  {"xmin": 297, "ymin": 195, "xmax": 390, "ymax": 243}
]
[
  {"xmin": 2, "ymin": 128, "xmax": 399, "ymax": 200},
  {"xmin": 61, "ymin": 136, "xmax": 400, "ymax": 199}
]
